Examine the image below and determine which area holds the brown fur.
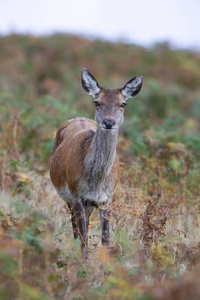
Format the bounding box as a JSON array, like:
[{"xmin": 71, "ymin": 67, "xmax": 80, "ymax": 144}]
[{"xmin": 50, "ymin": 117, "xmax": 119, "ymax": 197}]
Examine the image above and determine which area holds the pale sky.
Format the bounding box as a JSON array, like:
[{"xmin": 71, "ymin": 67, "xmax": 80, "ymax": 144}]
[{"xmin": 1, "ymin": 0, "xmax": 200, "ymax": 49}]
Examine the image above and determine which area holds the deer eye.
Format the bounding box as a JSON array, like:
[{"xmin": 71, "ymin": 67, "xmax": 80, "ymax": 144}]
[
  {"xmin": 93, "ymin": 101, "xmax": 100, "ymax": 107},
  {"xmin": 120, "ymin": 103, "xmax": 127, "ymax": 108}
]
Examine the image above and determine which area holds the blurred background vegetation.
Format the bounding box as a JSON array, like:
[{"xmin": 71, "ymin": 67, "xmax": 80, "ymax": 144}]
[{"xmin": 0, "ymin": 34, "xmax": 200, "ymax": 299}]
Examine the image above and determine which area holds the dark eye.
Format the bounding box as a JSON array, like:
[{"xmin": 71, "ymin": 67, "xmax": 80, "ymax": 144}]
[
  {"xmin": 93, "ymin": 101, "xmax": 100, "ymax": 107},
  {"xmin": 120, "ymin": 103, "xmax": 127, "ymax": 108}
]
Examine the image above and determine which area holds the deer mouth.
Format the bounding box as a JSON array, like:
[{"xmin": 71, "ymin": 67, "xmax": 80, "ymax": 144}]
[{"xmin": 101, "ymin": 126, "xmax": 117, "ymax": 131}]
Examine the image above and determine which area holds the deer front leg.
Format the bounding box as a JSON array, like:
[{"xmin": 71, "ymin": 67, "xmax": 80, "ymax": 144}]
[
  {"xmin": 72, "ymin": 200, "xmax": 88, "ymax": 258},
  {"xmin": 100, "ymin": 205, "xmax": 111, "ymax": 246}
]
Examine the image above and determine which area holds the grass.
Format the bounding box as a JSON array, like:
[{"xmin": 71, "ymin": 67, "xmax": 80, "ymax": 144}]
[{"xmin": 0, "ymin": 34, "xmax": 200, "ymax": 299}]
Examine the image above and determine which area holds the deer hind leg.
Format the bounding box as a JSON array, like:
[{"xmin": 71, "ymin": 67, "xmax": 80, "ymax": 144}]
[
  {"xmin": 72, "ymin": 200, "xmax": 88, "ymax": 258},
  {"xmin": 100, "ymin": 205, "xmax": 111, "ymax": 246},
  {"xmin": 85, "ymin": 206, "xmax": 93, "ymax": 233},
  {"xmin": 67, "ymin": 203, "xmax": 79, "ymax": 239},
  {"xmin": 84, "ymin": 201, "xmax": 94, "ymax": 248}
]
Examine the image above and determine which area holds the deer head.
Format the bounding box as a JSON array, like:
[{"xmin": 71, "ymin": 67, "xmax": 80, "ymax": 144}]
[{"xmin": 81, "ymin": 68, "xmax": 143, "ymax": 132}]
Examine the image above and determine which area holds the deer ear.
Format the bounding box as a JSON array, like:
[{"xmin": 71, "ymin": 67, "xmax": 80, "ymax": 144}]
[
  {"xmin": 121, "ymin": 76, "xmax": 143, "ymax": 100},
  {"xmin": 81, "ymin": 68, "xmax": 102, "ymax": 98}
]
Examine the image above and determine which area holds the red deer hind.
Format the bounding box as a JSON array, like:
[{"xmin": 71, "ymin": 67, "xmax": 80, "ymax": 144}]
[{"xmin": 50, "ymin": 69, "xmax": 143, "ymax": 257}]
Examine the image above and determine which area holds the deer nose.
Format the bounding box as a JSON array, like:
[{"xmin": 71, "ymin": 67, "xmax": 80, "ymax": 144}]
[{"xmin": 103, "ymin": 119, "xmax": 115, "ymax": 129}]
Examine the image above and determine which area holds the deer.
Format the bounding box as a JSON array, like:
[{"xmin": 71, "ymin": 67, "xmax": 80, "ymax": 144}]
[{"xmin": 50, "ymin": 68, "xmax": 143, "ymax": 258}]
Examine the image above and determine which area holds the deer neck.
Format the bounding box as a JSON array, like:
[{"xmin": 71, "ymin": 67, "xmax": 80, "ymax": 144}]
[{"xmin": 85, "ymin": 125, "xmax": 118, "ymax": 181}]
